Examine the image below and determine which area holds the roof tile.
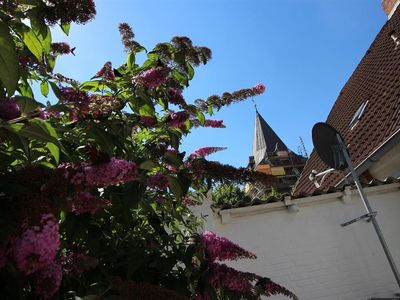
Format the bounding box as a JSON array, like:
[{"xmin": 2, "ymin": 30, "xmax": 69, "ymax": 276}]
[{"xmin": 294, "ymin": 7, "xmax": 400, "ymax": 196}]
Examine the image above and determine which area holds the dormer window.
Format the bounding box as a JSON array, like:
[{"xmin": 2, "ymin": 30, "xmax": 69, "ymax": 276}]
[{"xmin": 349, "ymin": 101, "xmax": 368, "ymax": 129}]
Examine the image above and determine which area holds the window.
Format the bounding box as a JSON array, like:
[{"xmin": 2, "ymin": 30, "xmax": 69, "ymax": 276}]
[{"xmin": 349, "ymin": 101, "xmax": 368, "ymax": 129}]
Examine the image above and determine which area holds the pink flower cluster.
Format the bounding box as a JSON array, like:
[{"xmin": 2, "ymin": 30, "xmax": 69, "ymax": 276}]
[
  {"xmin": 14, "ymin": 214, "xmax": 60, "ymax": 275},
  {"xmin": 189, "ymin": 147, "xmax": 227, "ymax": 159},
  {"xmin": 200, "ymin": 231, "xmax": 256, "ymax": 261},
  {"xmin": 32, "ymin": 261, "xmax": 63, "ymax": 300},
  {"xmin": 51, "ymin": 42, "xmax": 71, "ymax": 54},
  {"xmin": 88, "ymin": 95, "xmax": 121, "ymax": 117},
  {"xmin": 60, "ymin": 158, "xmax": 137, "ymax": 188},
  {"xmin": 0, "ymin": 98, "xmax": 21, "ymax": 121},
  {"xmin": 84, "ymin": 158, "xmax": 137, "ymax": 187},
  {"xmin": 60, "ymin": 87, "xmax": 90, "ymax": 116},
  {"xmin": 68, "ymin": 192, "xmax": 110, "ymax": 215},
  {"xmin": 134, "ymin": 67, "xmax": 168, "ymax": 88},
  {"xmin": 147, "ymin": 173, "xmax": 169, "ymax": 190},
  {"xmin": 140, "ymin": 116, "xmax": 157, "ymax": 127},
  {"xmin": 252, "ymin": 83, "xmax": 266, "ymax": 94},
  {"xmin": 43, "ymin": 0, "xmax": 96, "ymax": 25},
  {"xmin": 208, "ymin": 262, "xmax": 254, "ymax": 294},
  {"xmin": 95, "ymin": 61, "xmax": 115, "ymax": 81},
  {"xmin": 182, "ymin": 196, "xmax": 195, "ymax": 207},
  {"xmin": 62, "ymin": 252, "xmax": 98, "ymax": 277},
  {"xmin": 32, "ymin": 108, "xmax": 49, "ymax": 120},
  {"xmin": 169, "ymin": 111, "xmax": 189, "ymax": 128},
  {"xmin": 262, "ymin": 279, "xmax": 299, "ymax": 300},
  {"xmin": 167, "ymin": 88, "xmax": 186, "ymax": 106},
  {"xmin": 205, "ymin": 119, "xmax": 225, "ymax": 128}
]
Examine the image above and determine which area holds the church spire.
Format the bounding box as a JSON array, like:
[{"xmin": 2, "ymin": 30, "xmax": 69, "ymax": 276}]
[{"xmin": 252, "ymin": 110, "xmax": 288, "ymax": 167}]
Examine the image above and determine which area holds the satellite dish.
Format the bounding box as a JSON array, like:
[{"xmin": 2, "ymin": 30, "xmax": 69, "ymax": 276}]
[
  {"xmin": 310, "ymin": 122, "xmax": 400, "ymax": 289},
  {"xmin": 312, "ymin": 122, "xmax": 348, "ymax": 170}
]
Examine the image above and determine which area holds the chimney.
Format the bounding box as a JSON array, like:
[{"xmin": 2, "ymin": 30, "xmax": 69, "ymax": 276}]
[{"xmin": 382, "ymin": 0, "xmax": 400, "ymax": 18}]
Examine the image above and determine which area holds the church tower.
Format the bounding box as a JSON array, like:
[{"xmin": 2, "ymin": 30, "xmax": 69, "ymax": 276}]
[{"xmin": 248, "ymin": 110, "xmax": 307, "ymax": 194}]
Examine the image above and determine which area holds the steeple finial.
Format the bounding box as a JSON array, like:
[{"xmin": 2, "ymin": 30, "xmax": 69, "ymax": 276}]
[{"xmin": 252, "ymin": 99, "xmax": 258, "ymax": 111}]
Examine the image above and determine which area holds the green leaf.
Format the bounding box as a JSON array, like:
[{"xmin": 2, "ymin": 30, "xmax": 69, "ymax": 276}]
[
  {"xmin": 40, "ymin": 81, "xmax": 49, "ymax": 97},
  {"xmin": 88, "ymin": 125, "xmax": 115, "ymax": 155},
  {"xmin": 186, "ymin": 63, "xmax": 194, "ymax": 80},
  {"xmin": 26, "ymin": 120, "xmax": 60, "ymax": 164},
  {"xmin": 30, "ymin": 15, "xmax": 51, "ymax": 53},
  {"xmin": 147, "ymin": 51, "xmax": 160, "ymax": 61},
  {"xmin": 5, "ymin": 130, "xmax": 30, "ymax": 160},
  {"xmin": 140, "ymin": 159, "xmax": 157, "ymax": 171},
  {"xmin": 47, "ymin": 103, "xmax": 72, "ymax": 113},
  {"xmin": 3, "ymin": 120, "xmax": 61, "ymax": 163},
  {"xmin": 164, "ymin": 151, "xmax": 183, "ymax": 168},
  {"xmin": 139, "ymin": 100, "xmax": 155, "ymax": 117},
  {"xmin": 172, "ymin": 70, "xmax": 189, "ymax": 87},
  {"xmin": 133, "ymin": 45, "xmax": 146, "ymax": 54},
  {"xmin": 80, "ymin": 80, "xmax": 100, "ymax": 92},
  {"xmin": 207, "ymin": 104, "xmax": 213, "ymax": 116},
  {"xmin": 126, "ymin": 52, "xmax": 135, "ymax": 70},
  {"xmin": 46, "ymin": 141, "xmax": 59, "ymax": 164},
  {"xmin": 49, "ymin": 82, "xmax": 63, "ymax": 100},
  {"xmin": 168, "ymin": 130, "xmax": 181, "ymax": 150},
  {"xmin": 158, "ymin": 96, "xmax": 168, "ymax": 110},
  {"xmin": 45, "ymin": 54, "xmax": 55, "ymax": 71},
  {"xmin": 131, "ymin": 92, "xmax": 155, "ymax": 117},
  {"xmin": 167, "ymin": 175, "xmax": 184, "ymax": 199},
  {"xmin": 197, "ymin": 111, "xmax": 205, "ymax": 126},
  {"xmin": 0, "ymin": 151, "xmax": 16, "ymax": 169},
  {"xmin": 60, "ymin": 23, "xmax": 71, "ymax": 35},
  {"xmin": 19, "ymin": 24, "xmax": 44, "ymax": 61},
  {"xmin": 0, "ymin": 20, "xmax": 18, "ymax": 95},
  {"xmin": 60, "ymin": 211, "xmax": 66, "ymax": 222},
  {"xmin": 17, "ymin": 77, "xmax": 34, "ymax": 98},
  {"xmin": 122, "ymin": 181, "xmax": 144, "ymax": 209},
  {"xmin": 14, "ymin": 96, "xmax": 44, "ymax": 115}
]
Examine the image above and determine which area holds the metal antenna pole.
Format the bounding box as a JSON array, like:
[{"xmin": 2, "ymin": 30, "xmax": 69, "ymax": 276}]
[{"xmin": 336, "ymin": 134, "xmax": 400, "ymax": 289}]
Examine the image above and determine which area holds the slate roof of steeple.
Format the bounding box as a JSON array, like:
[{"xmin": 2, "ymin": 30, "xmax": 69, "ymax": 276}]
[{"xmin": 252, "ymin": 110, "xmax": 288, "ymax": 167}]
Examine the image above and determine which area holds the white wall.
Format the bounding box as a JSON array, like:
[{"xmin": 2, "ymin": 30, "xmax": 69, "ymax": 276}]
[{"xmin": 195, "ymin": 183, "xmax": 400, "ymax": 300}]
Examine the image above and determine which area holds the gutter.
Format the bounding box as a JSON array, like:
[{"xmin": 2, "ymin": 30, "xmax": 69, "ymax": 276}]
[{"xmin": 335, "ymin": 128, "xmax": 400, "ymax": 188}]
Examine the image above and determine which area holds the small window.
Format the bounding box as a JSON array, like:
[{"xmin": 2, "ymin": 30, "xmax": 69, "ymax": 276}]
[{"xmin": 349, "ymin": 101, "xmax": 368, "ymax": 129}]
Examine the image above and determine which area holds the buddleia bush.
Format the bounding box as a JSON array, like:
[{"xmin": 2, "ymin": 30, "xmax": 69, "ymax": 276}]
[{"xmin": 0, "ymin": 1, "xmax": 297, "ymax": 299}]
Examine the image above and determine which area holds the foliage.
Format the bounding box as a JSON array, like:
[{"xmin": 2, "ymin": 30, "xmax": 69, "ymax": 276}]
[
  {"xmin": 261, "ymin": 187, "xmax": 282, "ymax": 202},
  {"xmin": 0, "ymin": 1, "xmax": 296, "ymax": 299},
  {"xmin": 212, "ymin": 184, "xmax": 251, "ymax": 208}
]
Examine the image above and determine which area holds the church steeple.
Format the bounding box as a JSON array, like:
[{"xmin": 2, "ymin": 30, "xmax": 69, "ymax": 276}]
[
  {"xmin": 248, "ymin": 109, "xmax": 307, "ymax": 195},
  {"xmin": 252, "ymin": 110, "xmax": 288, "ymax": 167}
]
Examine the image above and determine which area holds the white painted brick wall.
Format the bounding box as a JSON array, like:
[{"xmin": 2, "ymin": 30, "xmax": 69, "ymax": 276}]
[{"xmin": 194, "ymin": 183, "xmax": 400, "ymax": 300}]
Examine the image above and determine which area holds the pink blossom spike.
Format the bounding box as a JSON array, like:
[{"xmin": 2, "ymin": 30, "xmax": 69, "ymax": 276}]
[
  {"xmin": 200, "ymin": 231, "xmax": 256, "ymax": 261},
  {"xmin": 252, "ymin": 83, "xmax": 266, "ymax": 94},
  {"xmin": 189, "ymin": 147, "xmax": 227, "ymax": 159},
  {"xmin": 147, "ymin": 173, "xmax": 169, "ymax": 190},
  {"xmin": 14, "ymin": 214, "xmax": 60, "ymax": 275},
  {"xmin": 208, "ymin": 262, "xmax": 256, "ymax": 294},
  {"xmin": 32, "ymin": 261, "xmax": 63, "ymax": 299},
  {"xmin": 204, "ymin": 119, "xmax": 225, "ymax": 128},
  {"xmin": 133, "ymin": 67, "xmax": 168, "ymax": 88}
]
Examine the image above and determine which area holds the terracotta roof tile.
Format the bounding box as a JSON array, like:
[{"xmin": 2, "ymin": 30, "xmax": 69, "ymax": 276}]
[{"xmin": 294, "ymin": 7, "xmax": 400, "ymax": 196}]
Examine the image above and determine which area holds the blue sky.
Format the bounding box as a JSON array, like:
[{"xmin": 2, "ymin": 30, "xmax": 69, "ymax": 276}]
[{"xmin": 49, "ymin": 0, "xmax": 387, "ymax": 167}]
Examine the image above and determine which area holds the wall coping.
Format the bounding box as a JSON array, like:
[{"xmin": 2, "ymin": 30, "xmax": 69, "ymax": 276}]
[{"xmin": 215, "ymin": 182, "xmax": 400, "ymax": 224}]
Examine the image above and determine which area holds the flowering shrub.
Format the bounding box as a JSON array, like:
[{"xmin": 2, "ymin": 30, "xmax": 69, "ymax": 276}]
[
  {"xmin": 200, "ymin": 231, "xmax": 257, "ymax": 261},
  {"xmin": 0, "ymin": 1, "xmax": 296, "ymax": 299}
]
